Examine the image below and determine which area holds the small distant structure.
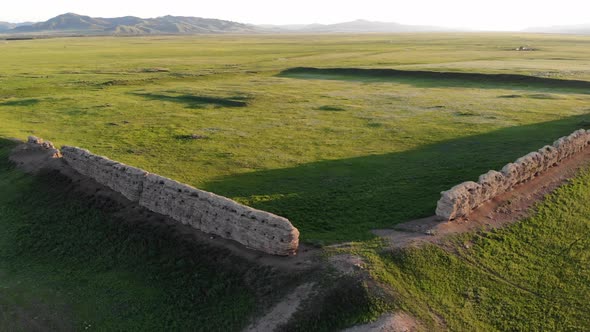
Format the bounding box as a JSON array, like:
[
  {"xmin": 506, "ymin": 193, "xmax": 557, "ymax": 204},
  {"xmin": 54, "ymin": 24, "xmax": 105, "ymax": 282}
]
[{"xmin": 515, "ymin": 45, "xmax": 535, "ymax": 51}]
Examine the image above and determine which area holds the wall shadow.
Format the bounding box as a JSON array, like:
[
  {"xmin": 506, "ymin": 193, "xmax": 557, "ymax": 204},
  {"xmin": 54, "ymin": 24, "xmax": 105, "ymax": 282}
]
[
  {"xmin": 132, "ymin": 92, "xmax": 249, "ymax": 108},
  {"xmin": 0, "ymin": 98, "xmax": 41, "ymax": 107},
  {"xmin": 203, "ymin": 114, "xmax": 590, "ymax": 243},
  {"xmin": 280, "ymin": 67, "xmax": 590, "ymax": 94}
]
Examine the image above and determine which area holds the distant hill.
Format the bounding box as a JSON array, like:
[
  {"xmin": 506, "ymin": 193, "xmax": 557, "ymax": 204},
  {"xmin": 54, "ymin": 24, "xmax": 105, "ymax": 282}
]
[
  {"xmin": 304, "ymin": 19, "xmax": 444, "ymax": 33},
  {"xmin": 262, "ymin": 19, "xmax": 446, "ymax": 33},
  {"xmin": 0, "ymin": 21, "xmax": 34, "ymax": 32},
  {"xmin": 524, "ymin": 24, "xmax": 590, "ymax": 35},
  {"xmin": 9, "ymin": 13, "xmax": 257, "ymax": 35},
  {"xmin": 0, "ymin": 22, "xmax": 15, "ymax": 31},
  {"xmin": 3, "ymin": 14, "xmax": 453, "ymax": 36}
]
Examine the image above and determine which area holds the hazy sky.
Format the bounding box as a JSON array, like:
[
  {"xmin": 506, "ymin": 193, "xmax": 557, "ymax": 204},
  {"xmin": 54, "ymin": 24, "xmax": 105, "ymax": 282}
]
[{"xmin": 1, "ymin": 0, "xmax": 589, "ymax": 30}]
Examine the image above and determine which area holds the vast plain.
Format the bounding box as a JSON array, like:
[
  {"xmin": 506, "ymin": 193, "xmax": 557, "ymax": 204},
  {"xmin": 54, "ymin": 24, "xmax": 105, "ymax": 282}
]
[{"xmin": 1, "ymin": 33, "xmax": 590, "ymax": 330}]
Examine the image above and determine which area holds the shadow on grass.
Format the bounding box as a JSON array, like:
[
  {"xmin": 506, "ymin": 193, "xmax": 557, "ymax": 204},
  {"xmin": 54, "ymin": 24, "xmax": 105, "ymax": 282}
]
[
  {"xmin": 317, "ymin": 105, "xmax": 347, "ymax": 112},
  {"xmin": 0, "ymin": 137, "xmax": 295, "ymax": 330},
  {"xmin": 133, "ymin": 92, "xmax": 249, "ymax": 108},
  {"xmin": 204, "ymin": 114, "xmax": 590, "ymax": 243},
  {"xmin": 280, "ymin": 67, "xmax": 590, "ymax": 94},
  {"xmin": 0, "ymin": 98, "xmax": 41, "ymax": 107}
]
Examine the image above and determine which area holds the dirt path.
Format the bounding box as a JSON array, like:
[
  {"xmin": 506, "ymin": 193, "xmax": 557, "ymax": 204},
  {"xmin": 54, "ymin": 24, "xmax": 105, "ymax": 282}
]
[
  {"xmin": 244, "ymin": 283, "xmax": 316, "ymax": 332},
  {"xmin": 341, "ymin": 312, "xmax": 421, "ymax": 332},
  {"xmin": 374, "ymin": 145, "xmax": 590, "ymax": 249}
]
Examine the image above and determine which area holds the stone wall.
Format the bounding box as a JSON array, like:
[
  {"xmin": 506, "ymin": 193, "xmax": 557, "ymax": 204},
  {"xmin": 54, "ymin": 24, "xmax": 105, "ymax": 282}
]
[
  {"xmin": 140, "ymin": 174, "xmax": 299, "ymax": 256},
  {"xmin": 436, "ymin": 129, "xmax": 590, "ymax": 221},
  {"xmin": 59, "ymin": 145, "xmax": 299, "ymax": 255},
  {"xmin": 26, "ymin": 136, "xmax": 61, "ymax": 157},
  {"xmin": 61, "ymin": 147, "xmax": 147, "ymax": 202}
]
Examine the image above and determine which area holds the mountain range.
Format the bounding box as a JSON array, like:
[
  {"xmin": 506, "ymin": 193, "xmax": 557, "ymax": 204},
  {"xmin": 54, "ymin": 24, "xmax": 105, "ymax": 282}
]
[
  {"xmin": 0, "ymin": 21, "xmax": 34, "ymax": 32},
  {"xmin": 4, "ymin": 13, "xmax": 590, "ymax": 36},
  {"xmin": 0, "ymin": 13, "xmax": 448, "ymax": 35},
  {"xmin": 5, "ymin": 13, "xmax": 256, "ymax": 35},
  {"xmin": 261, "ymin": 19, "xmax": 444, "ymax": 33},
  {"xmin": 524, "ymin": 24, "xmax": 590, "ymax": 35}
]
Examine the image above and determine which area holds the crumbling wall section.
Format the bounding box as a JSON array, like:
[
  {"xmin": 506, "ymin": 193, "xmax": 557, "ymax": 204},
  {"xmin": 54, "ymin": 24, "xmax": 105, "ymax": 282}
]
[
  {"xmin": 436, "ymin": 129, "xmax": 590, "ymax": 221},
  {"xmin": 58, "ymin": 144, "xmax": 299, "ymax": 255},
  {"xmin": 61, "ymin": 146, "xmax": 147, "ymax": 202},
  {"xmin": 26, "ymin": 135, "xmax": 61, "ymax": 157},
  {"xmin": 139, "ymin": 174, "xmax": 299, "ymax": 256}
]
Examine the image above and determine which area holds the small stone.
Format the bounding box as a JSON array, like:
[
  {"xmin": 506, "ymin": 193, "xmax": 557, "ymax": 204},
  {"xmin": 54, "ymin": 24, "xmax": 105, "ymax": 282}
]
[
  {"xmin": 41, "ymin": 141, "xmax": 55, "ymax": 149},
  {"xmin": 27, "ymin": 135, "xmax": 43, "ymax": 144}
]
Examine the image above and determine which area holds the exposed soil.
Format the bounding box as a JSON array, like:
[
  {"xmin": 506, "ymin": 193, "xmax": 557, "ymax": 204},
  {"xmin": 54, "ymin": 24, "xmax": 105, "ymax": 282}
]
[
  {"xmin": 244, "ymin": 283, "xmax": 316, "ymax": 332},
  {"xmin": 328, "ymin": 254, "xmax": 367, "ymax": 275},
  {"xmin": 342, "ymin": 312, "xmax": 422, "ymax": 332},
  {"xmin": 374, "ymin": 144, "xmax": 590, "ymax": 249}
]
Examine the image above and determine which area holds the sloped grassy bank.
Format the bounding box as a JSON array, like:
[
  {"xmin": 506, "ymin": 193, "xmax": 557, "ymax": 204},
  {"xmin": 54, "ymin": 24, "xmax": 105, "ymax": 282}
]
[
  {"xmin": 0, "ymin": 138, "xmax": 390, "ymax": 332},
  {"xmin": 338, "ymin": 171, "xmax": 590, "ymax": 331},
  {"xmin": 0, "ymin": 138, "xmax": 298, "ymax": 331}
]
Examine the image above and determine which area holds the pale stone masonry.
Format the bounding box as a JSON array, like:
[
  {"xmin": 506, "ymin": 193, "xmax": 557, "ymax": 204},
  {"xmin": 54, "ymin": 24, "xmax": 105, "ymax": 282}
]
[
  {"xmin": 61, "ymin": 146, "xmax": 147, "ymax": 202},
  {"xmin": 139, "ymin": 173, "xmax": 299, "ymax": 256},
  {"xmin": 55, "ymin": 143, "xmax": 299, "ymax": 255},
  {"xmin": 436, "ymin": 129, "xmax": 590, "ymax": 221}
]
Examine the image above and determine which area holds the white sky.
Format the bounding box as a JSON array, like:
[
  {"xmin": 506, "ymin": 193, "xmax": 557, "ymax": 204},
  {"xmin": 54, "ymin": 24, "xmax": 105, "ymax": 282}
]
[{"xmin": 1, "ymin": 0, "xmax": 589, "ymax": 31}]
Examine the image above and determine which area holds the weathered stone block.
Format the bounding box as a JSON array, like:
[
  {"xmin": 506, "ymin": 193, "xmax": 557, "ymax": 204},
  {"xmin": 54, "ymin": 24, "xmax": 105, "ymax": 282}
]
[
  {"xmin": 478, "ymin": 170, "xmax": 506, "ymax": 202},
  {"xmin": 501, "ymin": 162, "xmax": 519, "ymax": 189},
  {"xmin": 537, "ymin": 145, "xmax": 558, "ymax": 171},
  {"xmin": 435, "ymin": 181, "xmax": 481, "ymax": 220},
  {"xmin": 27, "ymin": 136, "xmax": 43, "ymax": 144}
]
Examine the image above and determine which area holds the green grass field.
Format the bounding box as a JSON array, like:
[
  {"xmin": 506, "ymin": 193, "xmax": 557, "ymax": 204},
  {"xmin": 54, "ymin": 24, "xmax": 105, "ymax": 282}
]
[
  {"xmin": 0, "ymin": 139, "xmax": 299, "ymax": 331},
  {"xmin": 2, "ymin": 33, "xmax": 590, "ymax": 331},
  {"xmin": 370, "ymin": 167, "xmax": 590, "ymax": 331},
  {"xmin": 3, "ymin": 33, "xmax": 590, "ymax": 242},
  {"xmin": 2, "ymin": 137, "xmax": 589, "ymax": 331}
]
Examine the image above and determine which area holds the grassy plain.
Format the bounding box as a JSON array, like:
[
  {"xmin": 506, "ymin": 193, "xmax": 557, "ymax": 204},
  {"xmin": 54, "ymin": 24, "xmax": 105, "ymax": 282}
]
[
  {"xmin": 2, "ymin": 33, "xmax": 590, "ymax": 330},
  {"xmin": 3, "ymin": 33, "xmax": 590, "ymax": 242}
]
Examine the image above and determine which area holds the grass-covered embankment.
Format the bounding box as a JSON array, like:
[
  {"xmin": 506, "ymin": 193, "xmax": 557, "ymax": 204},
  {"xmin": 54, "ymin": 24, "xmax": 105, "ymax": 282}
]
[
  {"xmin": 0, "ymin": 139, "xmax": 294, "ymax": 331},
  {"xmin": 332, "ymin": 169, "xmax": 590, "ymax": 331}
]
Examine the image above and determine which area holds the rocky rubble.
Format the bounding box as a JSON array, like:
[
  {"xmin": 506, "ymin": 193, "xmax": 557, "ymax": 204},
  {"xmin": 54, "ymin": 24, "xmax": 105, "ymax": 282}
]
[
  {"xmin": 26, "ymin": 135, "xmax": 61, "ymax": 157},
  {"xmin": 436, "ymin": 129, "xmax": 590, "ymax": 221}
]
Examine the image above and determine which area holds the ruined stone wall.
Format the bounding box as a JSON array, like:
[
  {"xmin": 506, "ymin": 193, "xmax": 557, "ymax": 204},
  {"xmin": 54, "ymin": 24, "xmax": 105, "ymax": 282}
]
[
  {"xmin": 61, "ymin": 147, "xmax": 147, "ymax": 202},
  {"xmin": 140, "ymin": 174, "xmax": 299, "ymax": 256},
  {"xmin": 58, "ymin": 145, "xmax": 299, "ymax": 255},
  {"xmin": 436, "ymin": 129, "xmax": 590, "ymax": 221}
]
